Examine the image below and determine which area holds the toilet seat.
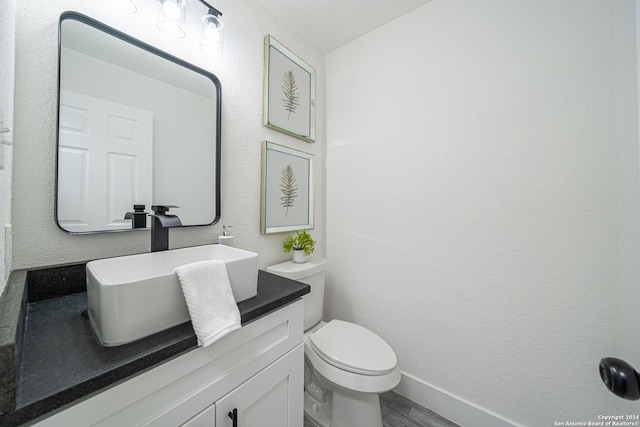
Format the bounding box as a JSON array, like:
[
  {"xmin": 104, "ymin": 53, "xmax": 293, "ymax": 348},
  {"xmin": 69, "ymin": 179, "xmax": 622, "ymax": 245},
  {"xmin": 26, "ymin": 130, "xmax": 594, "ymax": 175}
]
[
  {"xmin": 304, "ymin": 320, "xmax": 401, "ymax": 394},
  {"xmin": 309, "ymin": 320, "xmax": 397, "ymax": 376}
]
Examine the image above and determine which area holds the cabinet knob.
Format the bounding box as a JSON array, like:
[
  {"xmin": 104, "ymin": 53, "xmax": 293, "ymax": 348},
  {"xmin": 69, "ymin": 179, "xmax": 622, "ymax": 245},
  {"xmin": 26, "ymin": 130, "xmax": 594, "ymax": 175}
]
[{"xmin": 228, "ymin": 408, "xmax": 238, "ymax": 427}]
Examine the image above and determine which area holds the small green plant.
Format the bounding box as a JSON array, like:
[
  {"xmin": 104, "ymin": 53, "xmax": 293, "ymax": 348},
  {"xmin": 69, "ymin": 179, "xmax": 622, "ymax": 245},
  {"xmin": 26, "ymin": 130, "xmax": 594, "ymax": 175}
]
[{"xmin": 282, "ymin": 229, "xmax": 316, "ymax": 256}]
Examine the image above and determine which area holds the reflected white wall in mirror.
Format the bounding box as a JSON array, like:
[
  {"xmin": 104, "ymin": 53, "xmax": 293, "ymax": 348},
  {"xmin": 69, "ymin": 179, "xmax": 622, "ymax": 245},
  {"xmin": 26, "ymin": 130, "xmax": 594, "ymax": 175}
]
[{"xmin": 57, "ymin": 13, "xmax": 221, "ymax": 233}]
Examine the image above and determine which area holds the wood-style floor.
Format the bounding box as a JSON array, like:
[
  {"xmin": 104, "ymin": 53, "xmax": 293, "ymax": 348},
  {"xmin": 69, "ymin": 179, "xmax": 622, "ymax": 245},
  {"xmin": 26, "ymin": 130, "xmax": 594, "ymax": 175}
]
[{"xmin": 303, "ymin": 390, "xmax": 461, "ymax": 427}]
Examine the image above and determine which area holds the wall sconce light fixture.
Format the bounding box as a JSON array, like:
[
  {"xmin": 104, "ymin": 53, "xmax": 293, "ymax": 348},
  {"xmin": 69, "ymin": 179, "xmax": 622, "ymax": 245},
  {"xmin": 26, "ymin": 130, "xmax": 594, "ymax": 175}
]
[
  {"xmin": 157, "ymin": 0, "xmax": 187, "ymax": 39},
  {"xmin": 198, "ymin": 0, "xmax": 224, "ymax": 56},
  {"xmin": 108, "ymin": 0, "xmax": 224, "ymax": 55}
]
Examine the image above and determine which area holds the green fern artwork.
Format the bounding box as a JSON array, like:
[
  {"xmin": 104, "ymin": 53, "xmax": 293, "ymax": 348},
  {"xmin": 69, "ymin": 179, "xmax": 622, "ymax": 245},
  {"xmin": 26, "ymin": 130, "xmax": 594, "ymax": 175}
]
[
  {"xmin": 279, "ymin": 164, "xmax": 298, "ymax": 217},
  {"xmin": 281, "ymin": 70, "xmax": 299, "ymax": 120}
]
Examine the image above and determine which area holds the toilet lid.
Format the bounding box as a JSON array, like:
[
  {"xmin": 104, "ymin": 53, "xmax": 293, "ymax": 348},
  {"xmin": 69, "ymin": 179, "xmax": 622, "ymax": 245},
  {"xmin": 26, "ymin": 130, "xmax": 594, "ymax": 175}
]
[{"xmin": 309, "ymin": 320, "xmax": 397, "ymax": 376}]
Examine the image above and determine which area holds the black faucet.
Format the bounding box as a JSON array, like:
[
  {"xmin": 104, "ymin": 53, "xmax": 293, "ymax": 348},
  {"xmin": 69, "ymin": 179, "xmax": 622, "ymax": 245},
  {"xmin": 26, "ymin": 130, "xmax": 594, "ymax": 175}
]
[
  {"xmin": 125, "ymin": 204, "xmax": 148, "ymax": 229},
  {"xmin": 150, "ymin": 205, "xmax": 182, "ymax": 252}
]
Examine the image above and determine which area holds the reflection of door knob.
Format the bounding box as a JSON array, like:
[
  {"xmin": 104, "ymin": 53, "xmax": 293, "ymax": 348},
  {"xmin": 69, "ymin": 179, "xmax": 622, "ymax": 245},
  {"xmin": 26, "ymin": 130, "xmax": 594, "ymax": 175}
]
[{"xmin": 599, "ymin": 357, "xmax": 640, "ymax": 400}]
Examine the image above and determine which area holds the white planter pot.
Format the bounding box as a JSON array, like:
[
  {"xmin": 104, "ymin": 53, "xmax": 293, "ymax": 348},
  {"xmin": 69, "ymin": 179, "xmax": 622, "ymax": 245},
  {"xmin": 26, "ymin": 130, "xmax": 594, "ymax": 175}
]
[{"xmin": 292, "ymin": 250, "xmax": 307, "ymax": 264}]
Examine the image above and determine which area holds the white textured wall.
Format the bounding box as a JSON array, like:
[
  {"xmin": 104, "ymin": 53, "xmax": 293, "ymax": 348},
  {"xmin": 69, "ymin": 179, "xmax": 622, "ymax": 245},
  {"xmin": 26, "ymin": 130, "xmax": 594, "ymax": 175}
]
[
  {"xmin": 0, "ymin": 0, "xmax": 16, "ymax": 294},
  {"xmin": 325, "ymin": 1, "xmax": 631, "ymax": 425},
  {"xmin": 13, "ymin": 0, "xmax": 325, "ymax": 270}
]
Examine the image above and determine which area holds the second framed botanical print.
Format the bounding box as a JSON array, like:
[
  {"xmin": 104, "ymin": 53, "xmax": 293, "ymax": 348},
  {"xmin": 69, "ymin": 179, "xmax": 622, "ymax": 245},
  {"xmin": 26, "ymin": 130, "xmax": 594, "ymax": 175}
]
[
  {"xmin": 261, "ymin": 141, "xmax": 314, "ymax": 234},
  {"xmin": 264, "ymin": 34, "xmax": 316, "ymax": 142}
]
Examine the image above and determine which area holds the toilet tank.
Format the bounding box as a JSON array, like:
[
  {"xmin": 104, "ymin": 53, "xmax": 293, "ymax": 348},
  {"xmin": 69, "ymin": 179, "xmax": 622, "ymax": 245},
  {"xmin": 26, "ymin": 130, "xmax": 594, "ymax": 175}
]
[{"xmin": 266, "ymin": 256, "xmax": 326, "ymax": 331}]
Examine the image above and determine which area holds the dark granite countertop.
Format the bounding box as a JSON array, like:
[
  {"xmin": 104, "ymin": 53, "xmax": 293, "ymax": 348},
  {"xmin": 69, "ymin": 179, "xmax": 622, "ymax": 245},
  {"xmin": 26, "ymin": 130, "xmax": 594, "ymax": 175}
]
[{"xmin": 0, "ymin": 267, "xmax": 309, "ymax": 427}]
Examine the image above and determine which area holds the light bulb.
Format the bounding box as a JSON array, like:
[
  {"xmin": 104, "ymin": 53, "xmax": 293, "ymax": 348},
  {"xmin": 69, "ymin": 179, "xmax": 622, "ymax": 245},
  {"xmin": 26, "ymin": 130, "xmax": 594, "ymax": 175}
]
[
  {"xmin": 204, "ymin": 26, "xmax": 220, "ymax": 42},
  {"xmin": 157, "ymin": 0, "xmax": 186, "ymax": 39},
  {"xmin": 162, "ymin": 1, "xmax": 181, "ymax": 20},
  {"xmin": 200, "ymin": 13, "xmax": 224, "ymax": 55}
]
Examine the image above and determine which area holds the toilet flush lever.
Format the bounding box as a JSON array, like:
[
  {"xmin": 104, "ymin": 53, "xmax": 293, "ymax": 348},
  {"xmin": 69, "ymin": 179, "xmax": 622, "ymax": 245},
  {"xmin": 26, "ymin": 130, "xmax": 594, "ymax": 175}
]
[{"xmin": 228, "ymin": 408, "xmax": 238, "ymax": 427}]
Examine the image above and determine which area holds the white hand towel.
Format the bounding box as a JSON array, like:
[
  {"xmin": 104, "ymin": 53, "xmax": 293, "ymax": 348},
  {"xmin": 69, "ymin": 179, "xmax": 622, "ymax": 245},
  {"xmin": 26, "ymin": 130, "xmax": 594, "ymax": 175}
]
[{"xmin": 174, "ymin": 260, "xmax": 241, "ymax": 347}]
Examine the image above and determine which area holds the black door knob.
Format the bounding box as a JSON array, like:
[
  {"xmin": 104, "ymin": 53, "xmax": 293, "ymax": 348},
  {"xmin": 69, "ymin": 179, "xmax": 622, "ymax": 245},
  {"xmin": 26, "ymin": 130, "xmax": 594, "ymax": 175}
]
[{"xmin": 599, "ymin": 357, "xmax": 640, "ymax": 400}]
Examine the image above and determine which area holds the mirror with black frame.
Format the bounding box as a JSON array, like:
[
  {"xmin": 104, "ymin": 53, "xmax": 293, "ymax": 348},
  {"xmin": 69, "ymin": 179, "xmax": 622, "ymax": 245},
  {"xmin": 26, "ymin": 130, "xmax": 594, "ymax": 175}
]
[{"xmin": 56, "ymin": 12, "xmax": 221, "ymax": 234}]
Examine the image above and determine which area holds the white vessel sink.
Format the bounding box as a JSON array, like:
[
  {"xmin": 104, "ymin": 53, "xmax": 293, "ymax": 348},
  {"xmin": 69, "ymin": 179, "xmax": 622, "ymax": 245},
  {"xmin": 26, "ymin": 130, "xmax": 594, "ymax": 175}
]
[{"xmin": 86, "ymin": 244, "xmax": 259, "ymax": 346}]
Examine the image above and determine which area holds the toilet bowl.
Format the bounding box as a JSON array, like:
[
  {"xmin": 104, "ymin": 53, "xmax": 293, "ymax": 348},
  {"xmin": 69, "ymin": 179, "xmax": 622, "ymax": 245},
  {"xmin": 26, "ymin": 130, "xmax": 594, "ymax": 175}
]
[{"xmin": 266, "ymin": 256, "xmax": 400, "ymax": 427}]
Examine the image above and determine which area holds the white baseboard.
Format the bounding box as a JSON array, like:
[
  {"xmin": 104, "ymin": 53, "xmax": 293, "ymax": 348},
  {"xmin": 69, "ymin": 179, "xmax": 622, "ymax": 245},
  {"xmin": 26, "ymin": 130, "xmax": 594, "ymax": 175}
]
[{"xmin": 393, "ymin": 371, "xmax": 521, "ymax": 427}]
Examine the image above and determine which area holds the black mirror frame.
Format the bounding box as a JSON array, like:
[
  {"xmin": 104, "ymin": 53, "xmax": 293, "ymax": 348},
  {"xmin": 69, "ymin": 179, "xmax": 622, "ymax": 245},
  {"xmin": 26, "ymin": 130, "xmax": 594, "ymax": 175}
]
[{"xmin": 55, "ymin": 11, "xmax": 222, "ymax": 234}]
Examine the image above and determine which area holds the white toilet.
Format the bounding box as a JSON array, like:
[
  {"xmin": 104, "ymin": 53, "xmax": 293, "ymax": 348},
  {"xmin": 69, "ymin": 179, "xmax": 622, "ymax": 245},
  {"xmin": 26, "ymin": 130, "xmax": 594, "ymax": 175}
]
[{"xmin": 267, "ymin": 256, "xmax": 400, "ymax": 427}]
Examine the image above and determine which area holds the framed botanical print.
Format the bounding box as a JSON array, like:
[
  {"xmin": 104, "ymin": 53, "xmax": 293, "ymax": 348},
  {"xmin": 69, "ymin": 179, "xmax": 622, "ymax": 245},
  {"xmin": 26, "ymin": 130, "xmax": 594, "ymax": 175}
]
[
  {"xmin": 264, "ymin": 34, "xmax": 316, "ymax": 142},
  {"xmin": 261, "ymin": 141, "xmax": 314, "ymax": 234}
]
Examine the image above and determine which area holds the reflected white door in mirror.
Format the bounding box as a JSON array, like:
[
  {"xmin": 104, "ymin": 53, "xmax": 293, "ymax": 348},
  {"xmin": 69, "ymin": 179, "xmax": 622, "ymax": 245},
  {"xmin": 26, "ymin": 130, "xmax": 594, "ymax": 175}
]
[{"xmin": 57, "ymin": 90, "xmax": 153, "ymax": 233}]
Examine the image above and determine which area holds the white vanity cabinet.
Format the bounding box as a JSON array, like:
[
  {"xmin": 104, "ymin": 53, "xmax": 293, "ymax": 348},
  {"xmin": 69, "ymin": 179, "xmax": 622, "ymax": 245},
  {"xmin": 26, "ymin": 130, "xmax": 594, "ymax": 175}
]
[
  {"xmin": 32, "ymin": 300, "xmax": 304, "ymax": 427},
  {"xmin": 214, "ymin": 346, "xmax": 302, "ymax": 427},
  {"xmin": 183, "ymin": 345, "xmax": 303, "ymax": 427}
]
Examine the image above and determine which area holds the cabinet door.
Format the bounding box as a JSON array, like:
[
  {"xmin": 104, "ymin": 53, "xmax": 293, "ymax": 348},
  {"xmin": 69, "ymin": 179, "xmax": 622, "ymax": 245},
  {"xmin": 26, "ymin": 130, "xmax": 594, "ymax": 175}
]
[
  {"xmin": 215, "ymin": 344, "xmax": 303, "ymax": 427},
  {"xmin": 181, "ymin": 404, "xmax": 215, "ymax": 427}
]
